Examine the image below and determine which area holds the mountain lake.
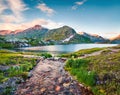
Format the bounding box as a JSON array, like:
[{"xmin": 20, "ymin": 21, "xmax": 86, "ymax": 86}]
[{"xmin": 20, "ymin": 44, "xmax": 117, "ymax": 55}]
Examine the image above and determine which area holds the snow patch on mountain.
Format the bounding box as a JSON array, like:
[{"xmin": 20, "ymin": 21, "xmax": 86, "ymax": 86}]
[{"xmin": 62, "ymin": 35, "xmax": 74, "ymax": 42}]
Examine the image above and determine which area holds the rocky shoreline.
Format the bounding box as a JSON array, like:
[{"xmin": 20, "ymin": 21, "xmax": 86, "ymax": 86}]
[{"xmin": 15, "ymin": 58, "xmax": 93, "ymax": 95}]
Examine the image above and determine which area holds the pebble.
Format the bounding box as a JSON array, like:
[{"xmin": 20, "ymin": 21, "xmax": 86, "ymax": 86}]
[
  {"xmin": 63, "ymin": 83, "xmax": 70, "ymax": 88},
  {"xmin": 40, "ymin": 87, "xmax": 46, "ymax": 92},
  {"xmin": 55, "ymin": 86, "xmax": 61, "ymax": 92},
  {"xmin": 58, "ymin": 77, "xmax": 64, "ymax": 84}
]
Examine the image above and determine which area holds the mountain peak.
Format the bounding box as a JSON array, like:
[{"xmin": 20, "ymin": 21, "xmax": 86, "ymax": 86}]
[
  {"xmin": 62, "ymin": 25, "xmax": 72, "ymax": 29},
  {"xmin": 32, "ymin": 25, "xmax": 42, "ymax": 30},
  {"xmin": 63, "ymin": 25, "xmax": 69, "ymax": 27},
  {"xmin": 78, "ymin": 32, "xmax": 86, "ymax": 35},
  {"xmin": 13, "ymin": 30, "xmax": 23, "ymax": 34}
]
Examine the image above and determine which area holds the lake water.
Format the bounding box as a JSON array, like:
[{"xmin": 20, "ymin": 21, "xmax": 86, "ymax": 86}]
[{"xmin": 20, "ymin": 44, "xmax": 117, "ymax": 55}]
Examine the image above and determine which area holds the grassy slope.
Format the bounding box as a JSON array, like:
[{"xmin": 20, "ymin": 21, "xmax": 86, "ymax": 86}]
[
  {"xmin": 0, "ymin": 50, "xmax": 37, "ymax": 83},
  {"xmin": 64, "ymin": 46, "xmax": 120, "ymax": 95},
  {"xmin": 61, "ymin": 47, "xmax": 104, "ymax": 58}
]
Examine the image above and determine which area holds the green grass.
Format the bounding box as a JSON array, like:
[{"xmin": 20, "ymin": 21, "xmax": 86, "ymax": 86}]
[
  {"xmin": 85, "ymin": 51, "xmax": 120, "ymax": 95},
  {"xmin": 65, "ymin": 58, "xmax": 96, "ymax": 86},
  {"xmin": 0, "ymin": 54, "xmax": 22, "ymax": 65},
  {"xmin": 0, "ymin": 50, "xmax": 37, "ymax": 83},
  {"xmin": 0, "ymin": 50, "xmax": 53, "ymax": 84},
  {"xmin": 0, "ymin": 42, "xmax": 16, "ymax": 49},
  {"xmin": 0, "ymin": 50, "xmax": 39, "ymax": 94},
  {"xmin": 40, "ymin": 53, "xmax": 52, "ymax": 58},
  {"xmin": 60, "ymin": 48, "xmax": 104, "ymax": 58},
  {"xmin": 87, "ymin": 51, "xmax": 120, "ymax": 74},
  {"xmin": 64, "ymin": 46, "xmax": 120, "ymax": 95}
]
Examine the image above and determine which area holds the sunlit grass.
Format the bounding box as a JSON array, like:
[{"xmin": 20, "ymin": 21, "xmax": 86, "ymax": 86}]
[
  {"xmin": 64, "ymin": 46, "xmax": 120, "ymax": 95},
  {"xmin": 65, "ymin": 58, "xmax": 96, "ymax": 86},
  {"xmin": 0, "ymin": 50, "xmax": 37, "ymax": 83},
  {"xmin": 60, "ymin": 48, "xmax": 104, "ymax": 58}
]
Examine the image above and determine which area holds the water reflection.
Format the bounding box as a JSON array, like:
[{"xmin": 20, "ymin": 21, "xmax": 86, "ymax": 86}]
[{"xmin": 20, "ymin": 44, "xmax": 117, "ymax": 55}]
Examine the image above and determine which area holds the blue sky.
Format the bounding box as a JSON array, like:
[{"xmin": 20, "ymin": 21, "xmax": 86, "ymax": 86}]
[{"xmin": 0, "ymin": 0, "xmax": 120, "ymax": 38}]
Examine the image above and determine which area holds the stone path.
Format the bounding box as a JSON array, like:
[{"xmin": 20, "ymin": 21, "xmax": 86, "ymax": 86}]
[{"xmin": 15, "ymin": 58, "xmax": 93, "ymax": 95}]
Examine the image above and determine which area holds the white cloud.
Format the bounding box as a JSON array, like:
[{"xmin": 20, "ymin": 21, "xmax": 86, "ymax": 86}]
[
  {"xmin": 37, "ymin": 3, "xmax": 55, "ymax": 16},
  {"xmin": 7, "ymin": 0, "xmax": 29, "ymax": 22},
  {"xmin": 0, "ymin": 0, "xmax": 29, "ymax": 23},
  {"xmin": 42, "ymin": 20, "xmax": 63, "ymax": 29},
  {"xmin": 19, "ymin": 19, "xmax": 63, "ymax": 30},
  {"xmin": 76, "ymin": 1, "xmax": 84, "ymax": 5},
  {"xmin": 72, "ymin": 0, "xmax": 87, "ymax": 10},
  {"xmin": 0, "ymin": 0, "xmax": 7, "ymax": 14},
  {"xmin": 0, "ymin": 19, "xmax": 64, "ymax": 30},
  {"xmin": 1, "ymin": 15, "xmax": 21, "ymax": 23}
]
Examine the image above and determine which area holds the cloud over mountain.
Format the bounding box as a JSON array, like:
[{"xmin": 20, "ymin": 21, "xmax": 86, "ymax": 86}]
[{"xmin": 0, "ymin": 19, "xmax": 63, "ymax": 31}]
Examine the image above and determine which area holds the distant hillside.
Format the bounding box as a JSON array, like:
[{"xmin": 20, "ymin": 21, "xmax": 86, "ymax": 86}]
[
  {"xmin": 78, "ymin": 32, "xmax": 109, "ymax": 43},
  {"xmin": 0, "ymin": 30, "xmax": 24, "ymax": 36},
  {"xmin": 5, "ymin": 25, "xmax": 48, "ymax": 40},
  {"xmin": 110, "ymin": 34, "xmax": 120, "ymax": 44},
  {"xmin": 0, "ymin": 30, "xmax": 13, "ymax": 35}
]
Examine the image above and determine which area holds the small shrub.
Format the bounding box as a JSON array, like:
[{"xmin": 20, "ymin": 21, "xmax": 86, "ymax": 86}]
[
  {"xmin": 41, "ymin": 53, "xmax": 52, "ymax": 58},
  {"xmin": 20, "ymin": 72, "xmax": 28, "ymax": 80},
  {"xmin": 77, "ymin": 69, "xmax": 96, "ymax": 86},
  {"xmin": 65, "ymin": 58, "xmax": 74, "ymax": 68},
  {"xmin": 66, "ymin": 58, "xmax": 88, "ymax": 68}
]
